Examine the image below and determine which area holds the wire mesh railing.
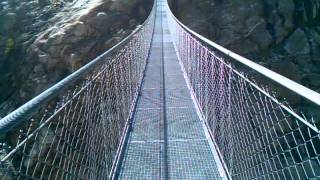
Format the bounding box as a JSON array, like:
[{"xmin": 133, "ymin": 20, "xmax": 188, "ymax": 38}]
[
  {"xmin": 0, "ymin": 3, "xmax": 155, "ymax": 179},
  {"xmin": 165, "ymin": 2, "xmax": 320, "ymax": 180}
]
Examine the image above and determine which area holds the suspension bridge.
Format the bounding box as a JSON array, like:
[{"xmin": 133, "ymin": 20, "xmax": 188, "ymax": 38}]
[{"xmin": 0, "ymin": 0, "xmax": 320, "ymax": 179}]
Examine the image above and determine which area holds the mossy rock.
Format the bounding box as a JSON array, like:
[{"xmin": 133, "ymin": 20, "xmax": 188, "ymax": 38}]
[{"xmin": 4, "ymin": 37, "xmax": 15, "ymax": 56}]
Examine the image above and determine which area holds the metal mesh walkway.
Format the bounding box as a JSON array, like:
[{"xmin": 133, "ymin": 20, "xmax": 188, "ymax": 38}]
[
  {"xmin": 1, "ymin": 0, "xmax": 319, "ymax": 179},
  {"xmin": 117, "ymin": 0, "xmax": 226, "ymax": 179}
]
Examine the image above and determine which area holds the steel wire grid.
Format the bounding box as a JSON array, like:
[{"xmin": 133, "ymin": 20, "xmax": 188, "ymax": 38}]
[
  {"xmin": 0, "ymin": 4, "xmax": 155, "ymax": 179},
  {"xmin": 165, "ymin": 2, "xmax": 320, "ymax": 180}
]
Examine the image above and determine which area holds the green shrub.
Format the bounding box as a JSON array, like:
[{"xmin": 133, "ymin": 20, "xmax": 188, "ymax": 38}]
[{"xmin": 5, "ymin": 37, "xmax": 15, "ymax": 56}]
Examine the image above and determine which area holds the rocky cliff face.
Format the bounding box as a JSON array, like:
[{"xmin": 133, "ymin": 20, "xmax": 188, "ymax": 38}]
[
  {"xmin": 169, "ymin": 0, "xmax": 320, "ymax": 93},
  {"xmin": 0, "ymin": 0, "xmax": 65, "ymax": 114},
  {"xmin": 0, "ymin": 0, "xmax": 152, "ymax": 116}
]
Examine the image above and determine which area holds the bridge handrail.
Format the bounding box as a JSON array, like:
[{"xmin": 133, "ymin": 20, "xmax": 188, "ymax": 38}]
[
  {"xmin": 168, "ymin": 7, "xmax": 320, "ymax": 107},
  {"xmin": 0, "ymin": 5, "xmax": 154, "ymax": 133}
]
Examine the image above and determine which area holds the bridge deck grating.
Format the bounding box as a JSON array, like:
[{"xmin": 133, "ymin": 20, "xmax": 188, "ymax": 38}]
[
  {"xmin": 131, "ymin": 109, "xmax": 162, "ymax": 141},
  {"xmin": 136, "ymin": 89, "xmax": 161, "ymax": 109},
  {"xmin": 117, "ymin": 0, "xmax": 224, "ymax": 179},
  {"xmin": 118, "ymin": 142, "xmax": 164, "ymax": 179},
  {"xmin": 165, "ymin": 89, "xmax": 194, "ymax": 107},
  {"xmin": 166, "ymin": 107, "xmax": 205, "ymax": 140},
  {"xmin": 168, "ymin": 140, "xmax": 223, "ymax": 179}
]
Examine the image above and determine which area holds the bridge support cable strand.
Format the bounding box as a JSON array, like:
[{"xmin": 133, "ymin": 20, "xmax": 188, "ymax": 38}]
[
  {"xmin": 165, "ymin": 0, "xmax": 320, "ymax": 179},
  {"xmin": 0, "ymin": 1, "xmax": 156, "ymax": 179}
]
